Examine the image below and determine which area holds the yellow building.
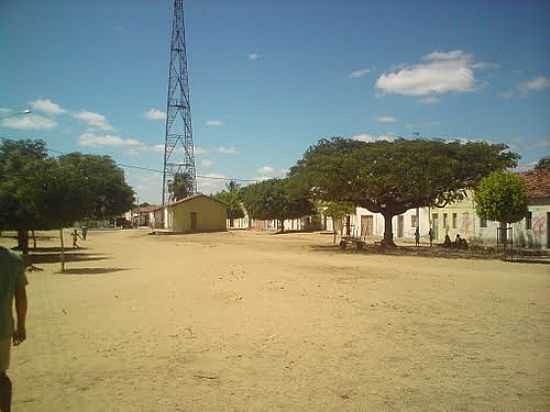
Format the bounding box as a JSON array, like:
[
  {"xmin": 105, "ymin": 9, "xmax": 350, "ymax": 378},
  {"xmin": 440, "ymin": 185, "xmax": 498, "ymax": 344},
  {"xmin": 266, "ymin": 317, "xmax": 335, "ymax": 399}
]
[{"xmin": 164, "ymin": 194, "xmax": 227, "ymax": 233}]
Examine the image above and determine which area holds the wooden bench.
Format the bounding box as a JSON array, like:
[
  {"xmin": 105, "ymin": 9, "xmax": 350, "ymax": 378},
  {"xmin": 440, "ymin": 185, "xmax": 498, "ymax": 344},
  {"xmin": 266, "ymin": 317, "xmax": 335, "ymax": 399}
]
[{"xmin": 339, "ymin": 237, "xmax": 366, "ymax": 250}]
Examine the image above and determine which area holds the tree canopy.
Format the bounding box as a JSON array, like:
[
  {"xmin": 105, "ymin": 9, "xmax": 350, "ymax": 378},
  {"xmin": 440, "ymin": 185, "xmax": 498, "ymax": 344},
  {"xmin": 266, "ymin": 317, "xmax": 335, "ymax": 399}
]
[
  {"xmin": 168, "ymin": 172, "xmax": 194, "ymax": 201},
  {"xmin": 474, "ymin": 171, "xmax": 529, "ymax": 225},
  {"xmin": 290, "ymin": 138, "xmax": 519, "ymax": 245},
  {"xmin": 214, "ymin": 181, "xmax": 245, "ymax": 227},
  {"xmin": 0, "ymin": 138, "xmax": 135, "ymax": 252},
  {"xmin": 535, "ymin": 156, "xmax": 550, "ymax": 171},
  {"xmin": 240, "ymin": 178, "xmax": 315, "ymax": 232}
]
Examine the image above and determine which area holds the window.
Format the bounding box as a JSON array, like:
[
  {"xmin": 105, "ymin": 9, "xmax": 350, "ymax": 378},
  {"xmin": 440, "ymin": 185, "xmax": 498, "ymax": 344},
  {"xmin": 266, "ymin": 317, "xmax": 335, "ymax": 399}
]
[
  {"xmin": 452, "ymin": 213, "xmax": 457, "ymax": 229},
  {"xmin": 443, "ymin": 213, "xmax": 448, "ymax": 228},
  {"xmin": 411, "ymin": 215, "xmax": 417, "ymax": 228},
  {"xmin": 526, "ymin": 212, "xmax": 532, "ymax": 230},
  {"xmin": 480, "ymin": 216, "xmax": 487, "ymax": 228}
]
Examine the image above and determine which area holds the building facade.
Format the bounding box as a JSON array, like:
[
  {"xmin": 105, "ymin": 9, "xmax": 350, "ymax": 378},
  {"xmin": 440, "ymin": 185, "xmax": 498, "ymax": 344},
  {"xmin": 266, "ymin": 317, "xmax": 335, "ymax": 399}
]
[
  {"xmin": 164, "ymin": 194, "xmax": 227, "ymax": 233},
  {"xmin": 354, "ymin": 170, "xmax": 550, "ymax": 249}
]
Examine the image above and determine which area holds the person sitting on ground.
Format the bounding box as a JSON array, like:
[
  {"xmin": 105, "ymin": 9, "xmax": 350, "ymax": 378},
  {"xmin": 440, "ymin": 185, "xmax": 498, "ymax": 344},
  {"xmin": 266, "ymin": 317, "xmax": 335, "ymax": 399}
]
[
  {"xmin": 443, "ymin": 234, "xmax": 452, "ymax": 248},
  {"xmin": 455, "ymin": 234, "xmax": 462, "ymax": 248}
]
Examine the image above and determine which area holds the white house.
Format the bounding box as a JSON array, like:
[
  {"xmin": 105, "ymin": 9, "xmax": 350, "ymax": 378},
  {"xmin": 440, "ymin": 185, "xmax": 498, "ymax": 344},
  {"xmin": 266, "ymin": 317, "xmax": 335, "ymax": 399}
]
[{"xmin": 354, "ymin": 170, "xmax": 550, "ymax": 249}]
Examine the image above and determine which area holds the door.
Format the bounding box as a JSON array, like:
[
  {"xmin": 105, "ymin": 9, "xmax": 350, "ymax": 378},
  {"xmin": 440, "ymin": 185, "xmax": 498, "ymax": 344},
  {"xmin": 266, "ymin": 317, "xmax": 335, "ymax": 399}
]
[
  {"xmin": 190, "ymin": 212, "xmax": 198, "ymax": 232},
  {"xmin": 361, "ymin": 216, "xmax": 374, "ymax": 237},
  {"xmin": 547, "ymin": 213, "xmax": 550, "ymax": 249},
  {"xmin": 432, "ymin": 214, "xmax": 439, "ymax": 240},
  {"xmin": 397, "ymin": 215, "xmax": 404, "ymax": 238}
]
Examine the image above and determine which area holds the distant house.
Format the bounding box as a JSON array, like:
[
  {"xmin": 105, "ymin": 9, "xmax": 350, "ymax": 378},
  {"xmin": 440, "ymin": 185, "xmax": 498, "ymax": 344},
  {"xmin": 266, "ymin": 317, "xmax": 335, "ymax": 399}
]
[
  {"xmin": 355, "ymin": 169, "xmax": 550, "ymax": 249},
  {"xmin": 163, "ymin": 193, "xmax": 227, "ymax": 233},
  {"xmin": 129, "ymin": 205, "xmax": 159, "ymax": 227}
]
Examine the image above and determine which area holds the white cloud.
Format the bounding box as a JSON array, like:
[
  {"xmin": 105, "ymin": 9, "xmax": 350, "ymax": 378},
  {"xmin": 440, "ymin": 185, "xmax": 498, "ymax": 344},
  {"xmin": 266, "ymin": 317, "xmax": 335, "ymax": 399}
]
[
  {"xmin": 518, "ymin": 75, "xmax": 550, "ymax": 96},
  {"xmin": 206, "ymin": 120, "xmax": 223, "ymax": 127},
  {"xmin": 152, "ymin": 144, "xmax": 165, "ymax": 153},
  {"xmin": 352, "ymin": 133, "xmax": 395, "ymax": 143},
  {"xmin": 195, "ymin": 146, "xmax": 207, "ymax": 155},
  {"xmin": 375, "ymin": 50, "xmax": 482, "ymax": 98},
  {"xmin": 1, "ymin": 114, "xmax": 57, "ymax": 130},
  {"xmin": 144, "ymin": 108, "xmax": 166, "ymax": 120},
  {"xmin": 200, "ymin": 159, "xmax": 214, "ymax": 167},
  {"xmin": 73, "ymin": 111, "xmax": 114, "ymax": 130},
  {"xmin": 217, "ymin": 146, "xmax": 239, "ymax": 155},
  {"xmin": 197, "ymin": 173, "xmax": 227, "ymax": 194},
  {"xmin": 248, "ymin": 53, "xmax": 259, "ymax": 61},
  {"xmin": 349, "ymin": 68, "xmax": 371, "ymax": 78},
  {"xmin": 79, "ymin": 132, "xmax": 145, "ymax": 149},
  {"xmin": 376, "ymin": 116, "xmax": 397, "ymax": 123},
  {"xmin": 255, "ymin": 165, "xmax": 287, "ymax": 181},
  {"xmin": 29, "ymin": 99, "xmax": 66, "ymax": 115},
  {"xmin": 258, "ymin": 165, "xmax": 274, "ymax": 174}
]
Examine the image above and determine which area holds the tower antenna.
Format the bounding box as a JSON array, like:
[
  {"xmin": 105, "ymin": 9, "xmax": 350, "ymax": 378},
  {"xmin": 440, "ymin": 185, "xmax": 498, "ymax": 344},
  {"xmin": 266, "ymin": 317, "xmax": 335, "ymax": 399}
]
[{"xmin": 162, "ymin": 0, "xmax": 197, "ymax": 205}]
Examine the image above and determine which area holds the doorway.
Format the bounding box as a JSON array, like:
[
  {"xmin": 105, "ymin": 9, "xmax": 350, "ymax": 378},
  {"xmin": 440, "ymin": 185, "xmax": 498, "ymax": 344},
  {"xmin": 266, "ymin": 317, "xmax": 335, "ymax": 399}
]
[
  {"xmin": 397, "ymin": 215, "xmax": 404, "ymax": 238},
  {"xmin": 547, "ymin": 212, "xmax": 550, "ymax": 249},
  {"xmin": 190, "ymin": 212, "xmax": 197, "ymax": 232},
  {"xmin": 361, "ymin": 215, "xmax": 374, "ymax": 237}
]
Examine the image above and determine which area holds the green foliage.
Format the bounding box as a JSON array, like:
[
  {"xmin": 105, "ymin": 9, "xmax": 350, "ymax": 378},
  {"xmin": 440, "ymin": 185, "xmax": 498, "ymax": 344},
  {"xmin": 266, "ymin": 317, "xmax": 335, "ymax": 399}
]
[
  {"xmin": 474, "ymin": 171, "xmax": 529, "ymax": 224},
  {"xmin": 168, "ymin": 172, "xmax": 194, "ymax": 201},
  {"xmin": 319, "ymin": 201, "xmax": 355, "ymax": 219},
  {"xmin": 240, "ymin": 178, "xmax": 315, "ymax": 230},
  {"xmin": 535, "ymin": 156, "xmax": 550, "ymax": 171},
  {"xmin": 59, "ymin": 153, "xmax": 135, "ymax": 219},
  {"xmin": 214, "ymin": 180, "xmax": 245, "ymax": 223},
  {"xmin": 0, "ymin": 138, "xmax": 135, "ymax": 233},
  {"xmin": 290, "ymin": 137, "xmax": 519, "ymax": 244}
]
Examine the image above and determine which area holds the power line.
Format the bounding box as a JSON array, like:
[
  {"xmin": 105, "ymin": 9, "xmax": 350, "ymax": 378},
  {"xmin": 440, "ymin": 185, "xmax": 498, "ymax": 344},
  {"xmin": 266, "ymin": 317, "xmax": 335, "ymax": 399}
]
[{"xmin": 44, "ymin": 146, "xmax": 257, "ymax": 182}]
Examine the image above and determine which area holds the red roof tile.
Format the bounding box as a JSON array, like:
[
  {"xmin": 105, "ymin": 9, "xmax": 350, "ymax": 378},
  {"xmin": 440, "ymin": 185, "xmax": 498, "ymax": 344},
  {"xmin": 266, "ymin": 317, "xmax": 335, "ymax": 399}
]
[{"xmin": 520, "ymin": 169, "xmax": 550, "ymax": 200}]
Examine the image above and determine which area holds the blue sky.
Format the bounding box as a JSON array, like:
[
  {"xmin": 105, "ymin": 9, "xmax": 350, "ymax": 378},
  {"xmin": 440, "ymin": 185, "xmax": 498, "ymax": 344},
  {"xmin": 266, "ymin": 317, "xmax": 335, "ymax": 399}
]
[{"xmin": 1, "ymin": 0, "xmax": 549, "ymax": 203}]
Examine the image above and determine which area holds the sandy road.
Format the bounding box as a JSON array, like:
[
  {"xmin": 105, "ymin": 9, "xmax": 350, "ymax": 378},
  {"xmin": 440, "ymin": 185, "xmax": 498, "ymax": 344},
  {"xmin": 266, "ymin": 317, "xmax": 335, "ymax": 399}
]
[{"xmin": 2, "ymin": 229, "xmax": 549, "ymax": 411}]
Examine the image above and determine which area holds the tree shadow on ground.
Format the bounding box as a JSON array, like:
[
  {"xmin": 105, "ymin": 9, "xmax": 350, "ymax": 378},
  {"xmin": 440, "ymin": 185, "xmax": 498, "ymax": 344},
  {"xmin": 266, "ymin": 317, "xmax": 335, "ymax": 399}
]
[
  {"xmin": 60, "ymin": 267, "xmax": 130, "ymax": 275},
  {"xmin": 26, "ymin": 246, "xmax": 89, "ymax": 253},
  {"xmin": 308, "ymin": 243, "xmax": 496, "ymax": 260},
  {"xmin": 30, "ymin": 253, "xmax": 108, "ymax": 265}
]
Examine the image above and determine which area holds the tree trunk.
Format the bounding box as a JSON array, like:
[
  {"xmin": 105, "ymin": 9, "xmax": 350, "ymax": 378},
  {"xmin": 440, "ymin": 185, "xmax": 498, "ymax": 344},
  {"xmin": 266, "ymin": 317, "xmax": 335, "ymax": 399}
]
[
  {"xmin": 279, "ymin": 219, "xmax": 285, "ymax": 233},
  {"xmin": 59, "ymin": 228, "xmax": 65, "ymax": 273},
  {"xmin": 17, "ymin": 230, "xmax": 29, "ymax": 255},
  {"xmin": 229, "ymin": 217, "xmax": 234, "ymax": 228},
  {"xmin": 32, "ymin": 230, "xmax": 37, "ymax": 249},
  {"xmin": 382, "ymin": 213, "xmax": 396, "ymax": 247},
  {"xmin": 345, "ymin": 215, "xmax": 351, "ymax": 236}
]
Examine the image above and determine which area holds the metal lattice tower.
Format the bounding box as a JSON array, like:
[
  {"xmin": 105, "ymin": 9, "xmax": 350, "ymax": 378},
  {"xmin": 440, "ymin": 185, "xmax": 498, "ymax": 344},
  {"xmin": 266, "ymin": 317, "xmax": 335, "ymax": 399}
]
[{"xmin": 162, "ymin": 0, "xmax": 197, "ymax": 205}]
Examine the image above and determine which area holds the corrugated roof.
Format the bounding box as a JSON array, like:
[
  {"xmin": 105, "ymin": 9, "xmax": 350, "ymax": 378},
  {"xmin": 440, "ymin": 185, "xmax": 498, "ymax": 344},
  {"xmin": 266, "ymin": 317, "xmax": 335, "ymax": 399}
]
[{"xmin": 520, "ymin": 169, "xmax": 550, "ymax": 200}]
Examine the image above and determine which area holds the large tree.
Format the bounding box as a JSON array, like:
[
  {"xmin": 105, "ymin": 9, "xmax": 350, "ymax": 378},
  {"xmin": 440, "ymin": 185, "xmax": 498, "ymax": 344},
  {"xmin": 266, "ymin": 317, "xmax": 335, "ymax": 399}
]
[
  {"xmin": 474, "ymin": 171, "xmax": 529, "ymax": 241},
  {"xmin": 168, "ymin": 172, "xmax": 194, "ymax": 201},
  {"xmin": 241, "ymin": 178, "xmax": 315, "ymax": 233},
  {"xmin": 0, "ymin": 139, "xmax": 135, "ymax": 253},
  {"xmin": 290, "ymin": 138, "xmax": 519, "ymax": 246},
  {"xmin": 214, "ymin": 181, "xmax": 245, "ymax": 227}
]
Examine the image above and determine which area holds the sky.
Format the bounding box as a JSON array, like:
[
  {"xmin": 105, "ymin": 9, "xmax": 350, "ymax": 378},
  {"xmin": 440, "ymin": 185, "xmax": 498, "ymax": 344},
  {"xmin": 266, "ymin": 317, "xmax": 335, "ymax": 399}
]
[{"xmin": 1, "ymin": 0, "xmax": 549, "ymax": 203}]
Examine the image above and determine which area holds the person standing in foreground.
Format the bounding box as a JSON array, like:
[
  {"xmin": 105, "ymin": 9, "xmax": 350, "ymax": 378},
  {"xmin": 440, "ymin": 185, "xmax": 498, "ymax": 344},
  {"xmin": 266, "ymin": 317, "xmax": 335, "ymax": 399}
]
[{"xmin": 0, "ymin": 247, "xmax": 28, "ymax": 412}]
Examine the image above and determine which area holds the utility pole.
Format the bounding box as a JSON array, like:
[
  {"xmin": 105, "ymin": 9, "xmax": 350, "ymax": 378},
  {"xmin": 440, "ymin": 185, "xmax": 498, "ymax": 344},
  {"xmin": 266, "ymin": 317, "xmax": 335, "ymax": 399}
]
[{"xmin": 162, "ymin": 0, "xmax": 197, "ymax": 206}]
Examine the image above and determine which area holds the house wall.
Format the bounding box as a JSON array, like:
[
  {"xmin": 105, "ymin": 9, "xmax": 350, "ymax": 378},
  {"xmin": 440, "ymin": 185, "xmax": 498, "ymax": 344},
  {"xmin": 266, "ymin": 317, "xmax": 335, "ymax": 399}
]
[
  {"xmin": 355, "ymin": 193, "xmax": 550, "ymax": 249},
  {"xmin": 166, "ymin": 196, "xmax": 227, "ymax": 233}
]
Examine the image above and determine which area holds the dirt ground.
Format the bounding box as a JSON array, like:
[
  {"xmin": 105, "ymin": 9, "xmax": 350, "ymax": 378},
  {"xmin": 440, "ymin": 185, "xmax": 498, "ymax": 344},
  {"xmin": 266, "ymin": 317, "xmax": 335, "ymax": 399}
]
[{"xmin": 2, "ymin": 229, "xmax": 549, "ymax": 411}]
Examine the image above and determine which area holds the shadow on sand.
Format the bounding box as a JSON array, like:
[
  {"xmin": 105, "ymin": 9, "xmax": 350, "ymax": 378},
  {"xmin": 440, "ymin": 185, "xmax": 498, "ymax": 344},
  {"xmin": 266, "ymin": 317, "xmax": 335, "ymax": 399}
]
[
  {"xmin": 30, "ymin": 253, "xmax": 108, "ymax": 265},
  {"xmin": 61, "ymin": 267, "xmax": 129, "ymax": 275}
]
